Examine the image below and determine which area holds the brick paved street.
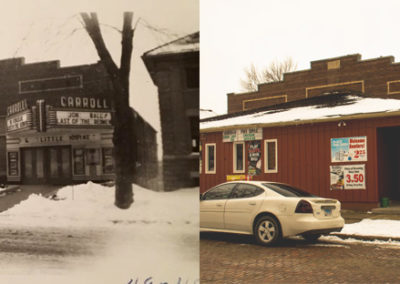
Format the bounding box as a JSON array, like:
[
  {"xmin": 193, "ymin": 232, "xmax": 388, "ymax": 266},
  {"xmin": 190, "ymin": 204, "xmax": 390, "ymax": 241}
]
[{"xmin": 200, "ymin": 232, "xmax": 400, "ymax": 284}]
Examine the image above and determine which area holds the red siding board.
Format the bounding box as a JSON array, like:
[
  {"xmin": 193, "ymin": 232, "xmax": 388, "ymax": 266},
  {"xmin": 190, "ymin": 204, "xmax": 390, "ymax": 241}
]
[{"xmin": 200, "ymin": 115, "xmax": 400, "ymax": 206}]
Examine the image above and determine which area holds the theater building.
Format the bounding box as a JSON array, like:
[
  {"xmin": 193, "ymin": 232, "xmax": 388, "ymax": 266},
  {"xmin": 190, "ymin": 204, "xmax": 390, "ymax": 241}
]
[
  {"xmin": 2, "ymin": 58, "xmax": 114, "ymax": 184},
  {"xmin": 200, "ymin": 54, "xmax": 400, "ymax": 209}
]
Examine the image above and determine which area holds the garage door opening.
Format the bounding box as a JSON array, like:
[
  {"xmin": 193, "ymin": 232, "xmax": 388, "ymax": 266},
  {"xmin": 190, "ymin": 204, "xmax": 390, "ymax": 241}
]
[{"xmin": 378, "ymin": 126, "xmax": 400, "ymax": 201}]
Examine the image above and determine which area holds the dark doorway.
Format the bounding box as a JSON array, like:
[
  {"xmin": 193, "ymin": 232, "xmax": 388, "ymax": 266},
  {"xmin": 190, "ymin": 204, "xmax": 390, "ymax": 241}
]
[
  {"xmin": 378, "ymin": 127, "xmax": 400, "ymax": 200},
  {"xmin": 21, "ymin": 146, "xmax": 71, "ymax": 184}
]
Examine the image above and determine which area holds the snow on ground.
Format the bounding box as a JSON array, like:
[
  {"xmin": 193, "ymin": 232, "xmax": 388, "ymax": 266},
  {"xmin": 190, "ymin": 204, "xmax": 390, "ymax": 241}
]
[
  {"xmin": 338, "ymin": 219, "xmax": 400, "ymax": 238},
  {"xmin": 319, "ymin": 219, "xmax": 400, "ymax": 247},
  {"xmin": 0, "ymin": 182, "xmax": 199, "ymax": 284},
  {"xmin": 321, "ymin": 236, "xmax": 400, "ymax": 248}
]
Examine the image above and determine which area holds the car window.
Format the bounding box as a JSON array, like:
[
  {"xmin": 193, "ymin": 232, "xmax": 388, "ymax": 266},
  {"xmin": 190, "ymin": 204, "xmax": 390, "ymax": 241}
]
[
  {"xmin": 203, "ymin": 183, "xmax": 236, "ymax": 200},
  {"xmin": 230, "ymin": 184, "xmax": 264, "ymax": 199},
  {"xmin": 263, "ymin": 183, "xmax": 315, "ymax": 197}
]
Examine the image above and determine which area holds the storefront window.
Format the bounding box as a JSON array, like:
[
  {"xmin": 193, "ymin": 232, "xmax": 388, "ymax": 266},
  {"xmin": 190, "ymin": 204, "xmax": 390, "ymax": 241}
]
[
  {"xmin": 102, "ymin": 148, "xmax": 114, "ymax": 174},
  {"xmin": 264, "ymin": 139, "xmax": 278, "ymax": 173},
  {"xmin": 73, "ymin": 149, "xmax": 85, "ymax": 175},
  {"xmin": 233, "ymin": 142, "xmax": 245, "ymax": 173},
  {"xmin": 85, "ymin": 148, "xmax": 100, "ymax": 165},
  {"xmin": 205, "ymin": 143, "xmax": 216, "ymax": 174}
]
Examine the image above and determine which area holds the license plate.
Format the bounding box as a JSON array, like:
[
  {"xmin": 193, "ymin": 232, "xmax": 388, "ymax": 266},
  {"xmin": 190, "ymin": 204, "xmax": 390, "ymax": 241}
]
[
  {"xmin": 323, "ymin": 208, "xmax": 332, "ymax": 216},
  {"xmin": 321, "ymin": 205, "xmax": 335, "ymax": 216}
]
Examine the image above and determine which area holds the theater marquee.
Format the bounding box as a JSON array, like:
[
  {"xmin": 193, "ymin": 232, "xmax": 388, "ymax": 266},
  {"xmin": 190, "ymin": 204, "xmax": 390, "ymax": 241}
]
[{"xmin": 56, "ymin": 111, "xmax": 111, "ymax": 126}]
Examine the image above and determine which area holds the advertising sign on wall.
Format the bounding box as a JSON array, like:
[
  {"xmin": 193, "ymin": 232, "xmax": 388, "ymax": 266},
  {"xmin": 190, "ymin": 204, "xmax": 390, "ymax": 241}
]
[
  {"xmin": 331, "ymin": 136, "xmax": 367, "ymax": 162},
  {"xmin": 226, "ymin": 174, "xmax": 248, "ymax": 181},
  {"xmin": 223, "ymin": 128, "xmax": 262, "ymax": 142},
  {"xmin": 248, "ymin": 141, "xmax": 262, "ymax": 176},
  {"xmin": 330, "ymin": 164, "xmax": 366, "ymax": 190},
  {"xmin": 7, "ymin": 152, "xmax": 19, "ymax": 176}
]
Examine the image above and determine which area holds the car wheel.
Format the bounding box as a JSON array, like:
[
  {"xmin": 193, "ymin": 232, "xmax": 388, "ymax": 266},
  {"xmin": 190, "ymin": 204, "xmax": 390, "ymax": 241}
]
[
  {"xmin": 302, "ymin": 234, "xmax": 321, "ymax": 242},
  {"xmin": 254, "ymin": 215, "xmax": 281, "ymax": 245}
]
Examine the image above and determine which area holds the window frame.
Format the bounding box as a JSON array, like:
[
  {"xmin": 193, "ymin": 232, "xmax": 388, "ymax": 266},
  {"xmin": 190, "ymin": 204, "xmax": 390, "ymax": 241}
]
[
  {"xmin": 205, "ymin": 143, "xmax": 216, "ymax": 174},
  {"xmin": 233, "ymin": 142, "xmax": 245, "ymax": 173},
  {"xmin": 264, "ymin": 139, "xmax": 278, "ymax": 173}
]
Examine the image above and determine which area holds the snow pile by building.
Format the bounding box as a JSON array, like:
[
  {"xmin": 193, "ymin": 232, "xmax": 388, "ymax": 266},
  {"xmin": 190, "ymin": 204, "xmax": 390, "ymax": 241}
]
[
  {"xmin": 0, "ymin": 182, "xmax": 199, "ymax": 284},
  {"xmin": 338, "ymin": 219, "xmax": 400, "ymax": 238},
  {"xmin": 0, "ymin": 182, "xmax": 197, "ymax": 228}
]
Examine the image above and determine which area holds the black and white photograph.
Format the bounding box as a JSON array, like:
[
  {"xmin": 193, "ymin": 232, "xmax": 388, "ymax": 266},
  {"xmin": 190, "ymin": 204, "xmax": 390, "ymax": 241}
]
[{"xmin": 0, "ymin": 1, "xmax": 198, "ymax": 283}]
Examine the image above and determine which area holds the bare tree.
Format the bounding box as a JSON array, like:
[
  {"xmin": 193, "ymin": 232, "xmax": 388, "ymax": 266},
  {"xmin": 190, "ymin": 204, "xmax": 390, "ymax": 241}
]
[
  {"xmin": 240, "ymin": 58, "xmax": 297, "ymax": 92},
  {"xmin": 80, "ymin": 12, "xmax": 137, "ymax": 209}
]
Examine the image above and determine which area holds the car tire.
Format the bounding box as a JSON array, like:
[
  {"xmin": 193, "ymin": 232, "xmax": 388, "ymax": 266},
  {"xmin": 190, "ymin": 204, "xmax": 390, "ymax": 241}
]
[
  {"xmin": 254, "ymin": 215, "xmax": 281, "ymax": 246},
  {"xmin": 302, "ymin": 234, "xmax": 321, "ymax": 242}
]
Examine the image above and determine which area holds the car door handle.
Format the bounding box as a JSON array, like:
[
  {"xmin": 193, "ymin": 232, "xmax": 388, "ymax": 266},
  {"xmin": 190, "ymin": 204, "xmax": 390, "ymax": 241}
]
[
  {"xmin": 216, "ymin": 204, "xmax": 223, "ymax": 207},
  {"xmin": 249, "ymin": 202, "xmax": 256, "ymax": 205}
]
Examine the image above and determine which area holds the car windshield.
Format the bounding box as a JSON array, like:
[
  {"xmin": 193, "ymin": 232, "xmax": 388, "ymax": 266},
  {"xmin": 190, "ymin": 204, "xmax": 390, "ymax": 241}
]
[{"xmin": 263, "ymin": 183, "xmax": 316, "ymax": 197}]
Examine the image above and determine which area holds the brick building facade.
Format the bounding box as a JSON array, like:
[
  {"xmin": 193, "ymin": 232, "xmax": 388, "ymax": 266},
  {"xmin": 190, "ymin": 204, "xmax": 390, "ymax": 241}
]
[
  {"xmin": 0, "ymin": 57, "xmax": 157, "ymax": 187},
  {"xmin": 228, "ymin": 54, "xmax": 400, "ymax": 113},
  {"xmin": 143, "ymin": 32, "xmax": 199, "ymax": 190}
]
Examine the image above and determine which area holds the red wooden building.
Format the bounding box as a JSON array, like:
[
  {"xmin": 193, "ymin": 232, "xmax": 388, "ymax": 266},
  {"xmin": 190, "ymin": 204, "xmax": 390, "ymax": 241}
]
[{"xmin": 200, "ymin": 92, "xmax": 400, "ymax": 209}]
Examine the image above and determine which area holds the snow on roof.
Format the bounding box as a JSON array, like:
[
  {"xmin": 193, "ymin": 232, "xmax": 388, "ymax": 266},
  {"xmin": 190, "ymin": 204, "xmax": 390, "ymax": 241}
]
[
  {"xmin": 200, "ymin": 94, "xmax": 400, "ymax": 131},
  {"xmin": 144, "ymin": 32, "xmax": 199, "ymax": 57}
]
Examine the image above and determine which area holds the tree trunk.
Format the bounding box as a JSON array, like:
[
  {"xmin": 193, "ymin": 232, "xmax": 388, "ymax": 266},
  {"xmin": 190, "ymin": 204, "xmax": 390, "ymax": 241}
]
[{"xmin": 81, "ymin": 12, "xmax": 136, "ymax": 209}]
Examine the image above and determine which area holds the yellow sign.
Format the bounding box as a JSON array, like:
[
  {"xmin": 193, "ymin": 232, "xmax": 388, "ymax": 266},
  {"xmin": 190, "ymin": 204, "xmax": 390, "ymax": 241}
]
[{"xmin": 226, "ymin": 175, "xmax": 247, "ymax": 181}]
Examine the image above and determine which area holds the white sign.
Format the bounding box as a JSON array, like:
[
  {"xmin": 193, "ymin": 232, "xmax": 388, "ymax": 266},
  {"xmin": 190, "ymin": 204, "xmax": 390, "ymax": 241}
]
[
  {"xmin": 56, "ymin": 111, "xmax": 111, "ymax": 126},
  {"xmin": 331, "ymin": 136, "xmax": 367, "ymax": 162},
  {"xmin": 223, "ymin": 128, "xmax": 262, "ymax": 142},
  {"xmin": 330, "ymin": 164, "xmax": 365, "ymax": 190},
  {"xmin": 20, "ymin": 133, "xmax": 102, "ymax": 146},
  {"xmin": 7, "ymin": 112, "xmax": 30, "ymax": 131}
]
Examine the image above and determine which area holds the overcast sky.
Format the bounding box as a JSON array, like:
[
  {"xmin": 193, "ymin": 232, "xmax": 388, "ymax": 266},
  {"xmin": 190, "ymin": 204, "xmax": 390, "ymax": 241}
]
[
  {"xmin": 200, "ymin": 0, "xmax": 400, "ymax": 115},
  {"xmin": 2, "ymin": 0, "xmax": 199, "ymax": 158}
]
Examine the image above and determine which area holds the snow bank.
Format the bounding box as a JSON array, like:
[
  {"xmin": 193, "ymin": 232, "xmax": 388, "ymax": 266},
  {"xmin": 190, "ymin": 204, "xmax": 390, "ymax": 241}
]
[
  {"xmin": 0, "ymin": 182, "xmax": 200, "ymax": 284},
  {"xmin": 338, "ymin": 219, "xmax": 400, "ymax": 238},
  {"xmin": 0, "ymin": 182, "xmax": 198, "ymax": 228}
]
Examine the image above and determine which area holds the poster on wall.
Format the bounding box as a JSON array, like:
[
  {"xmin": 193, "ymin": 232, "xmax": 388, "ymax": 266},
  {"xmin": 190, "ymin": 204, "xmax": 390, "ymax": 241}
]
[
  {"xmin": 248, "ymin": 141, "xmax": 262, "ymax": 176},
  {"xmin": 199, "ymin": 144, "xmax": 202, "ymax": 174},
  {"xmin": 7, "ymin": 152, "xmax": 19, "ymax": 176},
  {"xmin": 331, "ymin": 136, "xmax": 367, "ymax": 162},
  {"xmin": 330, "ymin": 164, "xmax": 366, "ymax": 190}
]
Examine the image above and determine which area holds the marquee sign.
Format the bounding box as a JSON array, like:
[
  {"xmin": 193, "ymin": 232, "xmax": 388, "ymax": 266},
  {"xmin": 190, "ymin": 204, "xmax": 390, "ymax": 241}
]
[
  {"xmin": 7, "ymin": 99, "xmax": 28, "ymax": 116},
  {"xmin": 56, "ymin": 111, "xmax": 111, "ymax": 126},
  {"xmin": 7, "ymin": 111, "xmax": 31, "ymax": 132},
  {"xmin": 60, "ymin": 96, "xmax": 110, "ymax": 109},
  {"xmin": 19, "ymin": 133, "xmax": 102, "ymax": 146}
]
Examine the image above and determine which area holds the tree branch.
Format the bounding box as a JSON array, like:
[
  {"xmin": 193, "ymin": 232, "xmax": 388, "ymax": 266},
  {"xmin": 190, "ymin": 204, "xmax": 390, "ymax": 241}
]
[{"xmin": 80, "ymin": 12, "xmax": 119, "ymax": 76}]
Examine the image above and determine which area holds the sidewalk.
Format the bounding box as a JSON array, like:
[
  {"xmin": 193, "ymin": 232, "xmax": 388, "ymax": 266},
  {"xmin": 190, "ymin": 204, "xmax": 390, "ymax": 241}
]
[{"xmin": 332, "ymin": 204, "xmax": 400, "ymax": 242}]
